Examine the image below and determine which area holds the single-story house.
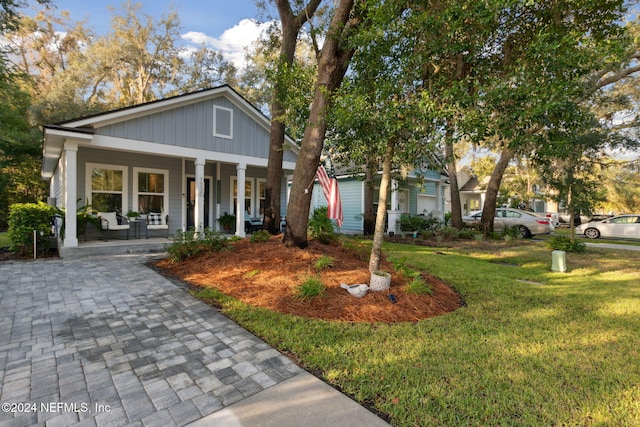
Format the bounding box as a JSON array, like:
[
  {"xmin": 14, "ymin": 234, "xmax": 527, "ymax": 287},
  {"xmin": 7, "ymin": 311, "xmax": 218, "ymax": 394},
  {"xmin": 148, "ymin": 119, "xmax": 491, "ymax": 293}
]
[
  {"xmin": 455, "ymin": 165, "xmax": 486, "ymax": 215},
  {"xmin": 310, "ymin": 166, "xmax": 449, "ymax": 234},
  {"xmin": 42, "ymin": 85, "xmax": 299, "ymax": 252}
]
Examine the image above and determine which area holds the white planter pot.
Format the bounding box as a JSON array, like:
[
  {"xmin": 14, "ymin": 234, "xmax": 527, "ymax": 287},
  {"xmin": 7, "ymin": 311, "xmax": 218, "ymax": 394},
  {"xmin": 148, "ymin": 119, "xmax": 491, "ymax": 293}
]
[{"xmin": 370, "ymin": 271, "xmax": 391, "ymax": 292}]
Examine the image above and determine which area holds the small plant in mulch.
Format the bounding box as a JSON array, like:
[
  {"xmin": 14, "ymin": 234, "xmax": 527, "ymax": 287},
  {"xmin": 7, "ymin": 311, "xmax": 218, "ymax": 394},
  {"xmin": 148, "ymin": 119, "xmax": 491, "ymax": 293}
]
[
  {"xmin": 249, "ymin": 230, "xmax": 270, "ymax": 243},
  {"xmin": 391, "ymin": 256, "xmax": 434, "ymax": 295},
  {"xmin": 314, "ymin": 255, "xmax": 334, "ymax": 271},
  {"xmin": 405, "ymin": 275, "xmax": 434, "ymax": 295},
  {"xmin": 294, "ymin": 275, "xmax": 326, "ymax": 301}
]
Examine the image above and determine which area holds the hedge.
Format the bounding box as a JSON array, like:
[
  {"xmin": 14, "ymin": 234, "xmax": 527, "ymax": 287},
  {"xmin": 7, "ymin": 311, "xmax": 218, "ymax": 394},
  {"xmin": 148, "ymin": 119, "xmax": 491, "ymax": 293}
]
[{"xmin": 8, "ymin": 202, "xmax": 56, "ymax": 254}]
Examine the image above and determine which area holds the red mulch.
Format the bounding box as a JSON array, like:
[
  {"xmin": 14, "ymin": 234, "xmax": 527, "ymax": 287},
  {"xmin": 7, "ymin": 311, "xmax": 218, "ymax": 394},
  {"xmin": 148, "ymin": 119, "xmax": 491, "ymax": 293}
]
[{"xmin": 156, "ymin": 235, "xmax": 463, "ymax": 323}]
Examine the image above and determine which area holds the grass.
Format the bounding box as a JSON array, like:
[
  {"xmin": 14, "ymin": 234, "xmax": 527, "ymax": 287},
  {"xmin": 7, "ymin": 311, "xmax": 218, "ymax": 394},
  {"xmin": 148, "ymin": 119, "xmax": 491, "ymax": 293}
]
[
  {"xmin": 544, "ymin": 227, "xmax": 640, "ymax": 247},
  {"xmin": 190, "ymin": 238, "xmax": 640, "ymax": 426},
  {"xmin": 0, "ymin": 232, "xmax": 10, "ymax": 248}
]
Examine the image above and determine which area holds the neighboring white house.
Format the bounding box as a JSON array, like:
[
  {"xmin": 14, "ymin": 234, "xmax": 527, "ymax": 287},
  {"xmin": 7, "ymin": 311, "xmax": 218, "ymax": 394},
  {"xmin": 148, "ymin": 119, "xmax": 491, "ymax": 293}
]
[{"xmin": 41, "ymin": 85, "xmax": 299, "ymax": 252}]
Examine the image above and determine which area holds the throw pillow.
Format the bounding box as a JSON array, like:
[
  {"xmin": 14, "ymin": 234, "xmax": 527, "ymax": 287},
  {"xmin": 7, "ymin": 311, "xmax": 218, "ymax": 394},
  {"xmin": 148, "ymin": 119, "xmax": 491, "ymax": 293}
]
[{"xmin": 149, "ymin": 212, "xmax": 163, "ymax": 225}]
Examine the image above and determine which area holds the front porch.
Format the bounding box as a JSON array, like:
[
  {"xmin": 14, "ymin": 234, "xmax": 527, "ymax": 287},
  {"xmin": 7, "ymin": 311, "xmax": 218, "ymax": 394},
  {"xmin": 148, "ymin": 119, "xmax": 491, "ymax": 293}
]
[{"xmin": 58, "ymin": 236, "xmax": 173, "ymax": 258}]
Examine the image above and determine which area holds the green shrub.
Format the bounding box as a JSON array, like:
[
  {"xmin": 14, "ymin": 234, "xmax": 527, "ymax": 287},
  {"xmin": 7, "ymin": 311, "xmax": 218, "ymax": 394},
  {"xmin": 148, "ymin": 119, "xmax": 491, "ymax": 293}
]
[
  {"xmin": 501, "ymin": 225, "xmax": 523, "ymax": 239},
  {"xmin": 308, "ymin": 207, "xmax": 337, "ymax": 244},
  {"xmin": 294, "ymin": 275, "xmax": 326, "ymax": 301},
  {"xmin": 400, "ymin": 214, "xmax": 443, "ymax": 234},
  {"xmin": 545, "ymin": 235, "xmax": 586, "ymax": 253},
  {"xmin": 8, "ymin": 202, "xmax": 55, "ymax": 254},
  {"xmin": 250, "ymin": 230, "xmax": 270, "ymax": 243},
  {"xmin": 435, "ymin": 226, "xmax": 460, "ymax": 240},
  {"xmin": 168, "ymin": 229, "xmax": 229, "ymax": 262}
]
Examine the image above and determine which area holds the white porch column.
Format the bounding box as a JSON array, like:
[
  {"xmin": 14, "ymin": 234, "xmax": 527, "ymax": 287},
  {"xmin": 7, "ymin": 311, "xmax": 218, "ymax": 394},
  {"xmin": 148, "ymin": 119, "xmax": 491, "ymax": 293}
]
[
  {"xmin": 390, "ymin": 179, "xmax": 399, "ymax": 210},
  {"xmin": 434, "ymin": 181, "xmax": 443, "ymax": 221},
  {"xmin": 63, "ymin": 142, "xmax": 78, "ymax": 248},
  {"xmin": 387, "ymin": 178, "xmax": 401, "ymax": 234},
  {"xmin": 215, "ymin": 162, "xmax": 221, "ymax": 232},
  {"xmin": 236, "ymin": 163, "xmax": 246, "ymax": 238},
  {"xmin": 194, "ymin": 158, "xmax": 205, "ymax": 232}
]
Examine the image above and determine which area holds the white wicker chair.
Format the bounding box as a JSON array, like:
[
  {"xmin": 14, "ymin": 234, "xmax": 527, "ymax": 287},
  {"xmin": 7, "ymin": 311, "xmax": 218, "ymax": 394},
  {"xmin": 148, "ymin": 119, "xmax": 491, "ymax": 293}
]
[{"xmin": 98, "ymin": 212, "xmax": 130, "ymax": 241}]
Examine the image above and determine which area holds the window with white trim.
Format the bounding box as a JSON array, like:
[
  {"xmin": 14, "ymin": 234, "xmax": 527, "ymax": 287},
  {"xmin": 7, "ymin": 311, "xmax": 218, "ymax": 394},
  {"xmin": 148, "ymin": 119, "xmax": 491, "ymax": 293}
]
[
  {"xmin": 231, "ymin": 177, "xmax": 254, "ymax": 216},
  {"xmin": 213, "ymin": 105, "xmax": 233, "ymax": 139},
  {"xmin": 86, "ymin": 163, "xmax": 127, "ymax": 213},
  {"xmin": 134, "ymin": 167, "xmax": 168, "ymax": 214}
]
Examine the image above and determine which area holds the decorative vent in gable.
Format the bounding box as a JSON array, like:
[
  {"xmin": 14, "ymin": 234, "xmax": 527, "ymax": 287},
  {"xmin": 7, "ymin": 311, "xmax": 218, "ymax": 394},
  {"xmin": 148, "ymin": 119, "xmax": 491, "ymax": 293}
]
[{"xmin": 213, "ymin": 106, "xmax": 233, "ymax": 139}]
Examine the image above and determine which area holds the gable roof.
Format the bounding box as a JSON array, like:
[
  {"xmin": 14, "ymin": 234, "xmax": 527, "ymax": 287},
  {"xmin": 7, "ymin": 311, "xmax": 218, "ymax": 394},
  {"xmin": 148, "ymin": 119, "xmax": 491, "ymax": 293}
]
[{"xmin": 42, "ymin": 85, "xmax": 299, "ymax": 179}]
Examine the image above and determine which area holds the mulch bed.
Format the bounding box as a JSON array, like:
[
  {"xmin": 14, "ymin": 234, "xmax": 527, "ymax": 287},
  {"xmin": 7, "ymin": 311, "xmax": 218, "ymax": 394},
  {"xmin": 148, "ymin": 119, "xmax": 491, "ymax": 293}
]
[
  {"xmin": 0, "ymin": 247, "xmax": 59, "ymax": 261},
  {"xmin": 155, "ymin": 236, "xmax": 463, "ymax": 323}
]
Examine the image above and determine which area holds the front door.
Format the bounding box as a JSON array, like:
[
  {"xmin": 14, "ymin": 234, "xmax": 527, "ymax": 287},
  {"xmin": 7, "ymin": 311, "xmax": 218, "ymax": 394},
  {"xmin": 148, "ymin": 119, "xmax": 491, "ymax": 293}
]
[{"xmin": 187, "ymin": 177, "xmax": 210, "ymax": 229}]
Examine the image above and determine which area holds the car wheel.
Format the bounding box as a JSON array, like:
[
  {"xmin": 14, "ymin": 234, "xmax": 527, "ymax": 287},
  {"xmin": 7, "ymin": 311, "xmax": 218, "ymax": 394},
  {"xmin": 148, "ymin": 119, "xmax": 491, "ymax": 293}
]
[
  {"xmin": 584, "ymin": 228, "xmax": 600, "ymax": 239},
  {"xmin": 517, "ymin": 225, "xmax": 531, "ymax": 238}
]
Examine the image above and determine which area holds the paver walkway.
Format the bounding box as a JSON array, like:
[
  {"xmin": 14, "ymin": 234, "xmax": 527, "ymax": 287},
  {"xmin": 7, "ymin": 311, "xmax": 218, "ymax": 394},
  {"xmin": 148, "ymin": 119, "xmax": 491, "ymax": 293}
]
[{"xmin": 0, "ymin": 255, "xmax": 301, "ymax": 426}]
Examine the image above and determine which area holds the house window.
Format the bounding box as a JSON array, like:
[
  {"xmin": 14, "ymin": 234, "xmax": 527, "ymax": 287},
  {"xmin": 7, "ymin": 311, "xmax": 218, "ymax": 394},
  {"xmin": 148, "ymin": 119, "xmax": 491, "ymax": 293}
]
[
  {"xmin": 134, "ymin": 168, "xmax": 168, "ymax": 214},
  {"xmin": 231, "ymin": 177, "xmax": 256, "ymax": 216},
  {"xmin": 87, "ymin": 163, "xmax": 127, "ymax": 213},
  {"xmin": 213, "ymin": 105, "xmax": 233, "ymax": 139}
]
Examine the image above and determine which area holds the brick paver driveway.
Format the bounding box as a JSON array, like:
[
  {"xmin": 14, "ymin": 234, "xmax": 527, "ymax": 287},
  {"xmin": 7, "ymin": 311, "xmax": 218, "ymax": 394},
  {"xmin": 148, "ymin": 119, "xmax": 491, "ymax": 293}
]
[{"xmin": 0, "ymin": 255, "xmax": 300, "ymax": 426}]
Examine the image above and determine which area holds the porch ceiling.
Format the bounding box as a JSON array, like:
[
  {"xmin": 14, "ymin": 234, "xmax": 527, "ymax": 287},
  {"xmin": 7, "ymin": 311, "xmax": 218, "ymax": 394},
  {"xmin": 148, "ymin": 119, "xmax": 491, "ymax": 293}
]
[{"xmin": 42, "ymin": 126, "xmax": 95, "ymax": 180}]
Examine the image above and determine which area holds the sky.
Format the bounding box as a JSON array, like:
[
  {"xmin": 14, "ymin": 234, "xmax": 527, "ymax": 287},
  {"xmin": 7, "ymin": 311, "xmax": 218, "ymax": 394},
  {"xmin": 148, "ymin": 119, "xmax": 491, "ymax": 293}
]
[{"xmin": 21, "ymin": 0, "xmax": 271, "ymax": 68}]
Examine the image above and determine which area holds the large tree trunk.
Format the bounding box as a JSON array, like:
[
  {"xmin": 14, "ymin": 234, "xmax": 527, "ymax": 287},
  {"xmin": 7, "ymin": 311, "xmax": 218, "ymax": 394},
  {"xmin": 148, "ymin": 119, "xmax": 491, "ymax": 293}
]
[
  {"xmin": 481, "ymin": 146, "xmax": 514, "ymax": 231},
  {"xmin": 446, "ymin": 139, "xmax": 463, "ymax": 229},
  {"xmin": 369, "ymin": 138, "xmax": 394, "ymax": 272},
  {"xmin": 284, "ymin": 0, "xmax": 357, "ymax": 248},
  {"xmin": 263, "ymin": 0, "xmax": 322, "ymax": 234},
  {"xmin": 264, "ymin": 100, "xmax": 287, "ymax": 234}
]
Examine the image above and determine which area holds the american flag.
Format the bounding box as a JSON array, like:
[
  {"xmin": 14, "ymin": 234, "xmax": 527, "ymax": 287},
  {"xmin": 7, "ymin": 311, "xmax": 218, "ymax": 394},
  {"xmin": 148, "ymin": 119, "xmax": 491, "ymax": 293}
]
[{"xmin": 316, "ymin": 156, "xmax": 343, "ymax": 227}]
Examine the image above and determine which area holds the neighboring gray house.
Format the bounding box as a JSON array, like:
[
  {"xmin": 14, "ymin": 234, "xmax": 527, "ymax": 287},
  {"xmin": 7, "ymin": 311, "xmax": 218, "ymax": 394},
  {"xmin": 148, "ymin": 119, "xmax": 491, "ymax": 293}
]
[
  {"xmin": 310, "ymin": 166, "xmax": 449, "ymax": 234},
  {"xmin": 42, "ymin": 85, "xmax": 298, "ymax": 251}
]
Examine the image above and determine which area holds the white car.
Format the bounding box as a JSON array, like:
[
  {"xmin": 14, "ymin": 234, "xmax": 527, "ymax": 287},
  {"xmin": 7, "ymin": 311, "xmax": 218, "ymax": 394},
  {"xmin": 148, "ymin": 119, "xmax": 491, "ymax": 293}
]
[
  {"xmin": 575, "ymin": 214, "xmax": 640, "ymax": 239},
  {"xmin": 462, "ymin": 208, "xmax": 555, "ymax": 238}
]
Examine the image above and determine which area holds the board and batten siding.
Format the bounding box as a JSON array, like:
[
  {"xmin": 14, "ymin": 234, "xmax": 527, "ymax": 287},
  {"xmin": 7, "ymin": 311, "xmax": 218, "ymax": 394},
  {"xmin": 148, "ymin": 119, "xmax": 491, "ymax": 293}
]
[
  {"xmin": 96, "ymin": 96, "xmax": 297, "ymax": 164},
  {"xmin": 311, "ymin": 178, "xmax": 363, "ymax": 234}
]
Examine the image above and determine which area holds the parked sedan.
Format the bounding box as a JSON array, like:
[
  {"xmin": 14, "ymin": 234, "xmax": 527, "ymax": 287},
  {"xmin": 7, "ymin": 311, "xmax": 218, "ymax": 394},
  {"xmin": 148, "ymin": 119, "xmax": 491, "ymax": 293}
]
[
  {"xmin": 462, "ymin": 208, "xmax": 555, "ymax": 238},
  {"xmin": 575, "ymin": 214, "xmax": 640, "ymax": 239}
]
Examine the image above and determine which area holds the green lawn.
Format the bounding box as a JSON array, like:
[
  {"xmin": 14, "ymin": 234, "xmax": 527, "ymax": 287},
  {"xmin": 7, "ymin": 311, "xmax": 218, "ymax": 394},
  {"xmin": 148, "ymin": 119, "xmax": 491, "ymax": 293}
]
[
  {"xmin": 193, "ymin": 239, "xmax": 640, "ymax": 426},
  {"xmin": 0, "ymin": 232, "xmax": 10, "ymax": 248},
  {"xmin": 545, "ymin": 227, "xmax": 640, "ymax": 246}
]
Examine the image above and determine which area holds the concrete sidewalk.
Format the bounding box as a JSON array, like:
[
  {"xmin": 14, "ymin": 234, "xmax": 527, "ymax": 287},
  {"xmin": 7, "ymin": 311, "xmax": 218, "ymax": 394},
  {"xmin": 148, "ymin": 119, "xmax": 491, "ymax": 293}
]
[{"xmin": 0, "ymin": 255, "xmax": 390, "ymax": 427}]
